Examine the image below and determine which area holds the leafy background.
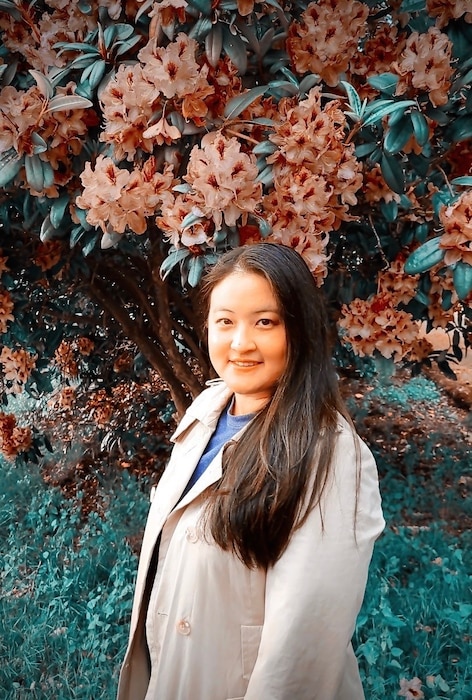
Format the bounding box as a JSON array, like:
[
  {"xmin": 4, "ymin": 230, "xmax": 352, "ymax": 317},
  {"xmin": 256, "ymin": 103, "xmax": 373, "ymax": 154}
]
[{"xmin": 1, "ymin": 363, "xmax": 471, "ymax": 700}]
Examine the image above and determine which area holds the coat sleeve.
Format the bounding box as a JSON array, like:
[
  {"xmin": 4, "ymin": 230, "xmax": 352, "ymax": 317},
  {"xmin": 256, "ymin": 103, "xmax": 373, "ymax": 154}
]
[{"xmin": 244, "ymin": 425, "xmax": 385, "ymax": 700}]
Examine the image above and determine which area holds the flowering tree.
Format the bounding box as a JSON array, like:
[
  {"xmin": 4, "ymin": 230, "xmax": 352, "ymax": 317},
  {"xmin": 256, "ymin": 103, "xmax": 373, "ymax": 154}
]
[{"xmin": 0, "ymin": 0, "xmax": 471, "ymax": 461}]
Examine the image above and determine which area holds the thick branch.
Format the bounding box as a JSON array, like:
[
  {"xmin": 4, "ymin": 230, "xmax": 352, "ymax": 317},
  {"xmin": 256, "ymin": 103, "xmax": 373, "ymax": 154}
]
[
  {"xmin": 88, "ymin": 277, "xmax": 191, "ymax": 416},
  {"xmin": 95, "ymin": 258, "xmax": 204, "ymax": 398}
]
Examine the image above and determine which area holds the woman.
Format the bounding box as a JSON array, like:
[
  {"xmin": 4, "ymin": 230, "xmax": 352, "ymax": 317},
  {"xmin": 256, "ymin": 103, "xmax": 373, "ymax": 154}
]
[{"xmin": 117, "ymin": 243, "xmax": 385, "ymax": 700}]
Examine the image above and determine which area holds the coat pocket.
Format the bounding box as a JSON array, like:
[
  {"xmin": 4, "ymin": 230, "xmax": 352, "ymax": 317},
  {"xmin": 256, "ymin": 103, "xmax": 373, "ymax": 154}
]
[{"xmin": 241, "ymin": 624, "xmax": 263, "ymax": 680}]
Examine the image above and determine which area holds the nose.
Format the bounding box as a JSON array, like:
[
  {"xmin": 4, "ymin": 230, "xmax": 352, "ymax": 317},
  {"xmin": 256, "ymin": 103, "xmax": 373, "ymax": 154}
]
[{"xmin": 230, "ymin": 324, "xmax": 256, "ymax": 351}]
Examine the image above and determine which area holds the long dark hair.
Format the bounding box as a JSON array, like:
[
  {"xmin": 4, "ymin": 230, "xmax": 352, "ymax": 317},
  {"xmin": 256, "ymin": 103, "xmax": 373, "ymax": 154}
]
[{"xmin": 200, "ymin": 243, "xmax": 354, "ymax": 569}]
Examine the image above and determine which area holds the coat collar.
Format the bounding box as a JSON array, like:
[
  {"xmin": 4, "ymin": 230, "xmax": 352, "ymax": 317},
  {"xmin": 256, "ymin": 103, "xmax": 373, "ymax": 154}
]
[{"xmin": 171, "ymin": 379, "xmax": 234, "ymax": 442}]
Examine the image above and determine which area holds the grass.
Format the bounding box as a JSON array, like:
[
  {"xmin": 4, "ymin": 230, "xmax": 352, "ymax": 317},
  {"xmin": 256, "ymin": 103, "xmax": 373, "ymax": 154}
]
[{"xmin": 1, "ymin": 372, "xmax": 471, "ymax": 699}]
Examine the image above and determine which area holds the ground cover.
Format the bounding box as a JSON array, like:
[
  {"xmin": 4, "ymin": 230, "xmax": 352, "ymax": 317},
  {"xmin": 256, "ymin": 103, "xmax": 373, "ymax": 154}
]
[{"xmin": 1, "ymin": 368, "xmax": 471, "ymax": 699}]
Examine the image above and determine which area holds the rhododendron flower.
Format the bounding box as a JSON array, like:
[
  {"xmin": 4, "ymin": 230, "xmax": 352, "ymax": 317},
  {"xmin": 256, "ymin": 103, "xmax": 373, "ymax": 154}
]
[
  {"xmin": 148, "ymin": 0, "xmax": 188, "ymax": 35},
  {"xmin": 0, "ymin": 412, "xmax": 32, "ymax": 461},
  {"xmin": 184, "ymin": 133, "xmax": 262, "ymax": 230},
  {"xmin": 157, "ymin": 195, "xmax": 214, "ymax": 248},
  {"xmin": 0, "ymin": 289, "xmax": 14, "ymax": 334},
  {"xmin": 378, "ymin": 256, "xmax": 419, "ymax": 304},
  {"xmin": 52, "ymin": 386, "xmax": 76, "ymax": 410},
  {"xmin": 139, "ymin": 34, "xmax": 214, "ymax": 109},
  {"xmin": 394, "ymin": 27, "xmax": 453, "ymax": 107},
  {"xmin": 100, "ymin": 63, "xmax": 164, "ymax": 161},
  {"xmin": 76, "ymin": 337, "xmax": 94, "ymax": 356},
  {"xmin": 33, "ymin": 241, "xmax": 63, "ymax": 272},
  {"xmin": 364, "ymin": 164, "xmax": 402, "ymax": 204},
  {"xmin": 426, "ymin": 0, "xmax": 472, "ymax": 28},
  {"xmin": 351, "ymin": 23, "xmax": 406, "ymax": 98},
  {"xmin": 264, "ymin": 87, "xmax": 362, "ymax": 240},
  {"xmin": 287, "ymin": 0, "xmax": 368, "ymax": 87},
  {"xmin": 0, "ymin": 1, "xmax": 96, "ymax": 72},
  {"xmin": 339, "ymin": 293, "xmax": 419, "ymax": 361},
  {"xmin": 0, "ymin": 347, "xmax": 37, "ymax": 394},
  {"xmin": 398, "ymin": 676, "xmax": 424, "ymax": 699},
  {"xmin": 0, "ymin": 252, "xmax": 9, "ymax": 276},
  {"xmin": 439, "ymin": 190, "xmax": 472, "ymax": 266},
  {"xmin": 54, "ymin": 340, "xmax": 78, "ymax": 377},
  {"xmin": 77, "ymin": 155, "xmax": 175, "ymax": 235},
  {"xmin": 428, "ymin": 269, "xmax": 459, "ymax": 326}
]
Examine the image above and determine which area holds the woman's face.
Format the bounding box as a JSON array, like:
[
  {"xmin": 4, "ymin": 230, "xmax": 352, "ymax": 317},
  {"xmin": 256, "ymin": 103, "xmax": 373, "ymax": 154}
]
[{"xmin": 207, "ymin": 271, "xmax": 288, "ymax": 416}]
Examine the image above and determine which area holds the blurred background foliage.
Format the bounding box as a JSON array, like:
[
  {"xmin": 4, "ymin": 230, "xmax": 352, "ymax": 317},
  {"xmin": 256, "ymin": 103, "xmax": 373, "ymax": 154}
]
[
  {"xmin": 0, "ymin": 0, "xmax": 471, "ymax": 466},
  {"xmin": 1, "ymin": 371, "xmax": 470, "ymax": 699}
]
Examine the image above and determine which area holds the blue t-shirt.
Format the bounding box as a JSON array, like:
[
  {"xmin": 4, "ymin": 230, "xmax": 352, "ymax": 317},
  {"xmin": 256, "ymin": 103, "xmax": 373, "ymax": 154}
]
[{"xmin": 181, "ymin": 401, "xmax": 254, "ymax": 498}]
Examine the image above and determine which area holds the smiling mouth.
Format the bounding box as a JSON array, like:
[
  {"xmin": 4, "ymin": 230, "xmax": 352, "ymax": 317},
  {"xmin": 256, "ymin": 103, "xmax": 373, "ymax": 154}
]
[{"xmin": 231, "ymin": 360, "xmax": 260, "ymax": 367}]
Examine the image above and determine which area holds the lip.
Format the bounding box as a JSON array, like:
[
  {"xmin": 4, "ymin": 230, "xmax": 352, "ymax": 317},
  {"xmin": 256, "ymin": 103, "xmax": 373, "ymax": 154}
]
[{"xmin": 230, "ymin": 360, "xmax": 261, "ymax": 367}]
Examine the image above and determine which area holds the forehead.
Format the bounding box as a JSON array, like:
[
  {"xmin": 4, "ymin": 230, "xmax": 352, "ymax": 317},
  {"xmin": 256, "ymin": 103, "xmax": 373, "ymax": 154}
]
[{"xmin": 209, "ymin": 271, "xmax": 280, "ymax": 310}]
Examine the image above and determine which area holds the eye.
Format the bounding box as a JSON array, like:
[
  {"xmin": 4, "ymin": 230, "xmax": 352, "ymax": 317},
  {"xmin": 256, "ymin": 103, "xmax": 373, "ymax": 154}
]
[
  {"xmin": 215, "ymin": 317, "xmax": 232, "ymax": 326},
  {"xmin": 257, "ymin": 318, "xmax": 275, "ymax": 327}
]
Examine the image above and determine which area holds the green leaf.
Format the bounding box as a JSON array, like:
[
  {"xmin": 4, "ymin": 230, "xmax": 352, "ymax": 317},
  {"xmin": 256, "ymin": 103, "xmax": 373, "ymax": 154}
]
[
  {"xmin": 0, "ymin": 152, "xmax": 21, "ymax": 187},
  {"xmin": 451, "ymin": 176, "xmax": 472, "ymax": 186},
  {"xmin": 380, "ymin": 200, "xmax": 398, "ymax": 222},
  {"xmin": 383, "ymin": 114, "xmax": 413, "ymax": 155},
  {"xmin": 224, "ymin": 85, "xmax": 268, "ymax": 119},
  {"xmin": 404, "ymin": 237, "xmax": 445, "ymax": 274},
  {"xmin": 187, "ymin": 255, "xmax": 205, "ymax": 288},
  {"xmin": 87, "ymin": 60, "xmax": 107, "ymax": 91},
  {"xmin": 0, "ymin": 60, "xmax": 18, "ymax": 86},
  {"xmin": 54, "ymin": 41, "xmax": 100, "ymax": 54},
  {"xmin": 82, "ymin": 232, "xmax": 99, "ymax": 256},
  {"xmin": 256, "ymin": 165, "xmax": 274, "ymax": 186},
  {"xmin": 380, "ymin": 153, "xmax": 405, "ymax": 194},
  {"xmin": 45, "ymin": 95, "xmax": 93, "ymax": 113},
  {"xmin": 186, "ymin": 0, "xmax": 212, "ymax": 14},
  {"xmin": 50, "ymin": 194, "xmax": 70, "ymax": 229},
  {"xmin": 205, "ymin": 23, "xmax": 223, "ymax": 68},
  {"xmin": 28, "ymin": 70, "xmax": 54, "ymax": 99},
  {"xmin": 367, "ymin": 73, "xmax": 399, "ymax": 96},
  {"xmin": 362, "ymin": 100, "xmax": 416, "ymax": 128},
  {"xmin": 399, "ymin": 0, "xmax": 425, "ymax": 10},
  {"xmin": 424, "ymin": 105, "xmax": 450, "ymax": 125},
  {"xmin": 160, "ymin": 247, "xmax": 190, "ymax": 280},
  {"xmin": 181, "ymin": 211, "xmax": 205, "ymax": 230},
  {"xmin": 253, "ymin": 140, "xmax": 277, "ymax": 156},
  {"xmin": 40, "ymin": 214, "xmax": 57, "ymax": 242},
  {"xmin": 189, "ymin": 17, "xmax": 213, "ymax": 42},
  {"xmin": 354, "ymin": 142, "xmax": 378, "ymax": 159},
  {"xmin": 114, "ymin": 35, "xmax": 142, "ymax": 57},
  {"xmin": 24, "ymin": 154, "xmax": 45, "ymax": 191},
  {"xmin": 453, "ymin": 261, "xmax": 472, "ymax": 300},
  {"xmin": 253, "ymin": 215, "xmax": 272, "ymax": 238},
  {"xmin": 340, "ymin": 81, "xmax": 362, "ymax": 116},
  {"xmin": 222, "ymin": 26, "xmax": 247, "ymax": 75},
  {"xmin": 299, "ymin": 74, "xmax": 321, "ymax": 95},
  {"xmin": 447, "ymin": 116, "xmax": 472, "ymax": 143},
  {"xmin": 70, "ymin": 225, "xmax": 87, "ymax": 247},
  {"xmin": 410, "ymin": 110, "xmax": 429, "ymax": 147},
  {"xmin": 31, "ymin": 132, "xmax": 48, "ymax": 155}
]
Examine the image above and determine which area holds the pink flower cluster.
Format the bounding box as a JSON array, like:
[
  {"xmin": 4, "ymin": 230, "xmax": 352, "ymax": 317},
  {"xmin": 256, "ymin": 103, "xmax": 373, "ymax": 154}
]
[
  {"xmin": 263, "ymin": 87, "xmax": 362, "ymax": 281},
  {"xmin": 338, "ymin": 292, "xmax": 419, "ymax": 361},
  {"xmin": 287, "ymin": 0, "xmax": 369, "ymax": 87},
  {"xmin": 439, "ymin": 190, "xmax": 472, "ymax": 266},
  {"xmin": 0, "ymin": 412, "xmax": 32, "ymax": 460},
  {"xmin": 0, "ymin": 347, "xmax": 37, "ymax": 394}
]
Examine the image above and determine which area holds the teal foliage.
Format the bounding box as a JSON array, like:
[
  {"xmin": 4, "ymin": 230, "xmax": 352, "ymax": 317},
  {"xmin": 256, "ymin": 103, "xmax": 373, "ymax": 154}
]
[
  {"xmin": 370, "ymin": 374, "xmax": 442, "ymax": 409},
  {"xmin": 1, "ymin": 371, "xmax": 471, "ymax": 698},
  {"xmin": 0, "ymin": 459, "xmax": 149, "ymax": 698}
]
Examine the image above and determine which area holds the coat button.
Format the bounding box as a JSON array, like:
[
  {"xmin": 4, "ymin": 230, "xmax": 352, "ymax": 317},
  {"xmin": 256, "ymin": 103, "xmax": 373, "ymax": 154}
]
[
  {"xmin": 185, "ymin": 527, "xmax": 198, "ymax": 543},
  {"xmin": 177, "ymin": 619, "xmax": 191, "ymax": 635}
]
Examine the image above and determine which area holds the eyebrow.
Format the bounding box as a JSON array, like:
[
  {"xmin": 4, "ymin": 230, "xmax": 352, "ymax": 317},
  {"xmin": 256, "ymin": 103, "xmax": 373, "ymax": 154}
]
[{"xmin": 211, "ymin": 307, "xmax": 279, "ymax": 314}]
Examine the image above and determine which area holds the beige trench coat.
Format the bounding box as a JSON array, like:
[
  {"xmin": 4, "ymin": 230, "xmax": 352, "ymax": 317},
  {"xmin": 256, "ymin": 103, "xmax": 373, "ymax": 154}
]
[{"xmin": 117, "ymin": 380, "xmax": 385, "ymax": 700}]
